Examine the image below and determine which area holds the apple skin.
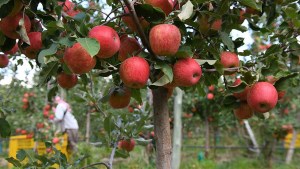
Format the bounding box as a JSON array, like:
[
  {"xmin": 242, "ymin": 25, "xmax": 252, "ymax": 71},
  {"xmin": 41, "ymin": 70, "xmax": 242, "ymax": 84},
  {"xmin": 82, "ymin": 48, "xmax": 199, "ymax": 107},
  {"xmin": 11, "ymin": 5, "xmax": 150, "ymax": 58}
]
[
  {"xmin": 0, "ymin": 54, "xmax": 9, "ymax": 68},
  {"xmin": 49, "ymin": 114, "xmax": 54, "ymax": 120},
  {"xmin": 43, "ymin": 111, "xmax": 49, "ymax": 118},
  {"xmin": 88, "ymin": 26, "xmax": 120, "ymax": 59},
  {"xmin": 232, "ymin": 78, "xmax": 250, "ymax": 101},
  {"xmin": 149, "ymin": 24, "xmax": 181, "ymax": 56},
  {"xmin": 266, "ymin": 75, "xmax": 277, "ymax": 84},
  {"xmin": 119, "ymin": 56, "xmax": 150, "ymax": 88},
  {"xmin": 58, "ymin": 0, "xmax": 80, "ymax": 17},
  {"xmin": 122, "ymin": 7, "xmax": 149, "ymax": 32},
  {"xmin": 173, "ymin": 58, "xmax": 202, "ymax": 87},
  {"xmin": 277, "ymin": 90, "xmax": 286, "ymax": 100},
  {"xmin": 220, "ymin": 51, "xmax": 239, "ymax": 74},
  {"xmin": 63, "ymin": 43, "xmax": 97, "ymax": 74},
  {"xmin": 234, "ymin": 102, "xmax": 253, "ymax": 120},
  {"xmin": 4, "ymin": 43, "xmax": 18, "ymax": 55},
  {"xmin": 207, "ymin": 93, "xmax": 214, "ymax": 100},
  {"xmin": 23, "ymin": 32, "xmax": 42, "ymax": 59},
  {"xmin": 21, "ymin": 130, "xmax": 27, "ymax": 135},
  {"xmin": 43, "ymin": 104, "xmax": 51, "ymax": 111},
  {"xmin": 52, "ymin": 137, "xmax": 60, "ymax": 144},
  {"xmin": 119, "ymin": 138, "xmax": 135, "ymax": 152},
  {"xmin": 211, "ymin": 19, "xmax": 222, "ymax": 31},
  {"xmin": 118, "ymin": 35, "xmax": 142, "ymax": 61},
  {"xmin": 57, "ymin": 72, "xmax": 78, "ymax": 89},
  {"xmin": 247, "ymin": 82, "xmax": 278, "ymax": 113},
  {"xmin": 109, "ymin": 87, "xmax": 131, "ymax": 109},
  {"xmin": 0, "ymin": 13, "xmax": 31, "ymax": 39},
  {"xmin": 208, "ymin": 85, "xmax": 215, "ymax": 91},
  {"xmin": 36, "ymin": 122, "xmax": 44, "ymax": 129},
  {"xmin": 145, "ymin": 0, "xmax": 174, "ymax": 16}
]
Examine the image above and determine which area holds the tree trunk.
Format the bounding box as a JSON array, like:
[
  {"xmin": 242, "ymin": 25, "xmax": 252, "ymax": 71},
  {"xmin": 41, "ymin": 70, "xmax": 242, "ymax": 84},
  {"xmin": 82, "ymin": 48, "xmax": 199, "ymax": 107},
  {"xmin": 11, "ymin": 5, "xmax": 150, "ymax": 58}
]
[
  {"xmin": 171, "ymin": 88, "xmax": 183, "ymax": 169},
  {"xmin": 85, "ymin": 110, "xmax": 91, "ymax": 143},
  {"xmin": 244, "ymin": 120, "xmax": 260, "ymax": 155},
  {"xmin": 285, "ymin": 130, "xmax": 298, "ymax": 164},
  {"xmin": 152, "ymin": 87, "xmax": 171, "ymax": 169}
]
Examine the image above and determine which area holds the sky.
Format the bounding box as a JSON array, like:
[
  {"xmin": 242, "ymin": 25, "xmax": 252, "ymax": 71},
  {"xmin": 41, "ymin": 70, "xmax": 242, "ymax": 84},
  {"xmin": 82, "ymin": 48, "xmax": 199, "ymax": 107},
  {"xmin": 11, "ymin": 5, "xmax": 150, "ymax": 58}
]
[{"xmin": 0, "ymin": 2, "xmax": 254, "ymax": 87}]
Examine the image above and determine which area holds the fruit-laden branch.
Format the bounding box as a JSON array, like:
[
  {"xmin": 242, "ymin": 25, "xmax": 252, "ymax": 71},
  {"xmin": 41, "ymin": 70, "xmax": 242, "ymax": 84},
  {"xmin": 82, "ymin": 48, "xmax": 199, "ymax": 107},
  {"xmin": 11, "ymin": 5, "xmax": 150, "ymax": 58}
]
[
  {"xmin": 203, "ymin": 66, "xmax": 250, "ymax": 72},
  {"xmin": 122, "ymin": 0, "xmax": 157, "ymax": 58}
]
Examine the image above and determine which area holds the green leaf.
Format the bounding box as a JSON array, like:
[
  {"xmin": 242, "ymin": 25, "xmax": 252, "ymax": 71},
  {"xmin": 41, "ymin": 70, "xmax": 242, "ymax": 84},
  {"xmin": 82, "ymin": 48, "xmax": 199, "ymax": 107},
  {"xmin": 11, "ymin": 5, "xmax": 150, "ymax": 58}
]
[
  {"xmin": 16, "ymin": 150, "xmax": 26, "ymax": 161},
  {"xmin": 38, "ymin": 62, "xmax": 59, "ymax": 85},
  {"xmin": 195, "ymin": 59, "xmax": 216, "ymax": 65},
  {"xmin": 154, "ymin": 63, "xmax": 173, "ymax": 81},
  {"xmin": 274, "ymin": 72, "xmax": 299, "ymax": 91},
  {"xmin": 38, "ymin": 44, "xmax": 58, "ymax": 65},
  {"xmin": 216, "ymin": 0, "xmax": 230, "ymax": 16},
  {"xmin": 135, "ymin": 4, "xmax": 165, "ymax": 23},
  {"xmin": 5, "ymin": 157, "xmax": 21, "ymax": 167},
  {"xmin": 220, "ymin": 32, "xmax": 234, "ymax": 51},
  {"xmin": 264, "ymin": 44, "xmax": 282, "ymax": 57},
  {"xmin": 17, "ymin": 18, "xmax": 30, "ymax": 45},
  {"xmin": 222, "ymin": 95, "xmax": 237, "ymax": 106},
  {"xmin": 77, "ymin": 38, "xmax": 100, "ymax": 57},
  {"xmin": 47, "ymin": 86, "xmax": 58, "ymax": 102},
  {"xmin": 136, "ymin": 138, "xmax": 152, "ymax": 146},
  {"xmin": 178, "ymin": 0, "xmax": 193, "ymax": 21},
  {"xmin": 0, "ymin": 0, "xmax": 13, "ymax": 18},
  {"xmin": 104, "ymin": 116, "xmax": 114, "ymax": 134},
  {"xmin": 58, "ymin": 37, "xmax": 76, "ymax": 47},
  {"xmin": 0, "ymin": 118, "xmax": 11, "ymax": 137},
  {"xmin": 238, "ymin": 0, "xmax": 261, "ymax": 11},
  {"xmin": 174, "ymin": 46, "xmax": 193, "ymax": 58},
  {"xmin": 131, "ymin": 89, "xmax": 142, "ymax": 104},
  {"xmin": 115, "ymin": 149, "xmax": 130, "ymax": 158},
  {"xmin": 0, "ymin": 0, "xmax": 10, "ymax": 8},
  {"xmin": 227, "ymin": 81, "xmax": 248, "ymax": 93},
  {"xmin": 151, "ymin": 74, "xmax": 171, "ymax": 86}
]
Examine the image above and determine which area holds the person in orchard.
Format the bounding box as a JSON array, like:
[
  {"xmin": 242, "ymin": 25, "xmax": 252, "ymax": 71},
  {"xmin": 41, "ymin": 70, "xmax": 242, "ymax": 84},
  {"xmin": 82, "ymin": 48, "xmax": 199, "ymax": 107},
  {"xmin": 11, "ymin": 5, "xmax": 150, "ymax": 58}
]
[{"xmin": 52, "ymin": 96, "xmax": 79, "ymax": 153}]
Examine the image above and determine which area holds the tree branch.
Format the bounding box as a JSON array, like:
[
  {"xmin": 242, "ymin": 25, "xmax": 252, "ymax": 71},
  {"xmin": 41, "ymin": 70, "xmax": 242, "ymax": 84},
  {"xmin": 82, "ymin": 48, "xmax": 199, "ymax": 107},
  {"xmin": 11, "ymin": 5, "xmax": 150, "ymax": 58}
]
[
  {"xmin": 108, "ymin": 141, "xmax": 118, "ymax": 169},
  {"xmin": 101, "ymin": 13, "xmax": 130, "ymax": 26},
  {"xmin": 80, "ymin": 162, "xmax": 109, "ymax": 169},
  {"xmin": 202, "ymin": 67, "xmax": 250, "ymax": 72},
  {"xmin": 122, "ymin": 0, "xmax": 158, "ymax": 58}
]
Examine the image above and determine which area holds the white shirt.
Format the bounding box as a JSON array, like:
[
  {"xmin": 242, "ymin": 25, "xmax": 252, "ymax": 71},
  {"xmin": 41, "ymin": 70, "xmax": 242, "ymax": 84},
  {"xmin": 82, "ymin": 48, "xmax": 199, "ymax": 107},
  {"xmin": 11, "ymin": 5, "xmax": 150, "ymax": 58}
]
[{"xmin": 54, "ymin": 102, "xmax": 79, "ymax": 130}]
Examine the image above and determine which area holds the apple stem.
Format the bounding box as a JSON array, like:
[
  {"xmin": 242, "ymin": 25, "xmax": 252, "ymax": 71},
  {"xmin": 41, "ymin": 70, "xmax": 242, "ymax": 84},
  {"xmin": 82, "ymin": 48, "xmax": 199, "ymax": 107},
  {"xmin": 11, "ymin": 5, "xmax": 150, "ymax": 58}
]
[{"xmin": 122, "ymin": 0, "xmax": 158, "ymax": 59}]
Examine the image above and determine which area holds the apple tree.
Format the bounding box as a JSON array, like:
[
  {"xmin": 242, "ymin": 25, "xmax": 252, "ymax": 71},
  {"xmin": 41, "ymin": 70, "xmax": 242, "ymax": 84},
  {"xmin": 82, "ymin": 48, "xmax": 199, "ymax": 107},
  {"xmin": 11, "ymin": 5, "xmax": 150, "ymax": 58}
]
[{"xmin": 0, "ymin": 0, "xmax": 300, "ymax": 168}]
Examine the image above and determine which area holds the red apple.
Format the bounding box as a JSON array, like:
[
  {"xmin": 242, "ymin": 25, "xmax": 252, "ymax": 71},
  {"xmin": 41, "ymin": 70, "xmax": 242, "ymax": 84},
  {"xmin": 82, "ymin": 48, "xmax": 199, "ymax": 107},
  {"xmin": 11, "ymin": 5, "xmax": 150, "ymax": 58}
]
[
  {"xmin": 246, "ymin": 7, "xmax": 259, "ymax": 15},
  {"xmin": 283, "ymin": 108, "xmax": 289, "ymax": 115},
  {"xmin": 36, "ymin": 122, "xmax": 44, "ymax": 129},
  {"xmin": 0, "ymin": 54, "xmax": 9, "ymax": 68},
  {"xmin": 26, "ymin": 133, "xmax": 34, "ymax": 139},
  {"xmin": 173, "ymin": 58, "xmax": 202, "ymax": 87},
  {"xmin": 43, "ymin": 111, "xmax": 49, "ymax": 118},
  {"xmin": 0, "ymin": 12, "xmax": 31, "ymax": 39},
  {"xmin": 88, "ymin": 25, "xmax": 120, "ymax": 59},
  {"xmin": 4, "ymin": 43, "xmax": 18, "ymax": 55},
  {"xmin": 266, "ymin": 75, "xmax": 277, "ymax": 84},
  {"xmin": 15, "ymin": 128, "xmax": 22, "ymax": 134},
  {"xmin": 23, "ymin": 92, "xmax": 29, "ymax": 98},
  {"xmin": 239, "ymin": 10, "xmax": 246, "ymax": 24},
  {"xmin": 63, "ymin": 43, "xmax": 97, "ymax": 74},
  {"xmin": 234, "ymin": 102, "xmax": 253, "ymax": 120},
  {"xmin": 122, "ymin": 7, "xmax": 149, "ymax": 32},
  {"xmin": 21, "ymin": 130, "xmax": 27, "ymax": 135},
  {"xmin": 109, "ymin": 87, "xmax": 131, "ymax": 109},
  {"xmin": 232, "ymin": 78, "xmax": 250, "ymax": 101},
  {"xmin": 220, "ymin": 51, "xmax": 239, "ymax": 74},
  {"xmin": 211, "ymin": 19, "xmax": 222, "ymax": 31},
  {"xmin": 207, "ymin": 93, "xmax": 214, "ymax": 100},
  {"xmin": 119, "ymin": 56, "xmax": 150, "ymax": 88},
  {"xmin": 46, "ymin": 147, "xmax": 52, "ymax": 153},
  {"xmin": 58, "ymin": 0, "xmax": 80, "ymax": 16},
  {"xmin": 22, "ymin": 98, "xmax": 28, "ymax": 103},
  {"xmin": 118, "ymin": 35, "xmax": 142, "ymax": 61},
  {"xmin": 149, "ymin": 24, "xmax": 181, "ymax": 56},
  {"xmin": 128, "ymin": 105, "xmax": 134, "ymax": 113},
  {"xmin": 23, "ymin": 32, "xmax": 42, "ymax": 59},
  {"xmin": 145, "ymin": 0, "xmax": 174, "ymax": 16},
  {"xmin": 57, "ymin": 72, "xmax": 78, "ymax": 89},
  {"xmin": 208, "ymin": 85, "xmax": 215, "ymax": 91},
  {"xmin": 247, "ymin": 82, "xmax": 278, "ymax": 113},
  {"xmin": 49, "ymin": 114, "xmax": 55, "ymax": 120},
  {"xmin": 119, "ymin": 138, "xmax": 135, "ymax": 152},
  {"xmin": 52, "ymin": 137, "xmax": 60, "ymax": 144},
  {"xmin": 22, "ymin": 104, "xmax": 28, "ymax": 109},
  {"xmin": 277, "ymin": 90, "xmax": 286, "ymax": 100},
  {"xmin": 43, "ymin": 104, "xmax": 51, "ymax": 111}
]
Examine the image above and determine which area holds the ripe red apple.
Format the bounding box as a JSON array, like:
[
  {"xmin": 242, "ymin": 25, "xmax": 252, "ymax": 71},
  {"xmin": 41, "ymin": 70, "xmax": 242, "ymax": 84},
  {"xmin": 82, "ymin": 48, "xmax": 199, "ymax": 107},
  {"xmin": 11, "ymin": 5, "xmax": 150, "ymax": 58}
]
[
  {"xmin": 15, "ymin": 128, "xmax": 22, "ymax": 134},
  {"xmin": 122, "ymin": 7, "xmax": 149, "ymax": 32},
  {"xmin": 208, "ymin": 85, "xmax": 215, "ymax": 91},
  {"xmin": 4, "ymin": 43, "xmax": 18, "ymax": 55},
  {"xmin": 46, "ymin": 147, "xmax": 52, "ymax": 153},
  {"xmin": 118, "ymin": 35, "xmax": 142, "ymax": 61},
  {"xmin": 23, "ymin": 92, "xmax": 29, "ymax": 98},
  {"xmin": 49, "ymin": 114, "xmax": 55, "ymax": 120},
  {"xmin": 247, "ymin": 82, "xmax": 278, "ymax": 113},
  {"xmin": 43, "ymin": 110, "xmax": 49, "ymax": 118},
  {"xmin": 211, "ymin": 19, "xmax": 222, "ymax": 31},
  {"xmin": 23, "ymin": 32, "xmax": 42, "ymax": 59},
  {"xmin": 145, "ymin": 0, "xmax": 174, "ymax": 16},
  {"xmin": 26, "ymin": 133, "xmax": 34, "ymax": 139},
  {"xmin": 220, "ymin": 51, "xmax": 239, "ymax": 74},
  {"xmin": 277, "ymin": 90, "xmax": 286, "ymax": 100},
  {"xmin": 0, "ymin": 12, "xmax": 31, "ymax": 39},
  {"xmin": 239, "ymin": 10, "xmax": 246, "ymax": 24},
  {"xmin": 43, "ymin": 104, "xmax": 51, "ymax": 111},
  {"xmin": 22, "ymin": 98, "xmax": 29, "ymax": 103},
  {"xmin": 150, "ymin": 131, "xmax": 155, "ymax": 137},
  {"xmin": 109, "ymin": 87, "xmax": 131, "ymax": 109},
  {"xmin": 0, "ymin": 54, "xmax": 9, "ymax": 68},
  {"xmin": 119, "ymin": 56, "xmax": 150, "ymax": 88},
  {"xmin": 57, "ymin": 72, "xmax": 78, "ymax": 89},
  {"xmin": 36, "ymin": 122, "xmax": 44, "ymax": 129},
  {"xmin": 234, "ymin": 102, "xmax": 253, "ymax": 120},
  {"xmin": 149, "ymin": 24, "xmax": 181, "ymax": 56},
  {"xmin": 64, "ymin": 43, "xmax": 97, "ymax": 74},
  {"xmin": 232, "ymin": 78, "xmax": 250, "ymax": 101},
  {"xmin": 58, "ymin": 0, "xmax": 80, "ymax": 17},
  {"xmin": 21, "ymin": 130, "xmax": 27, "ymax": 135},
  {"xmin": 173, "ymin": 58, "xmax": 202, "ymax": 87},
  {"xmin": 207, "ymin": 93, "xmax": 214, "ymax": 100},
  {"xmin": 266, "ymin": 75, "xmax": 277, "ymax": 84},
  {"xmin": 283, "ymin": 108, "xmax": 289, "ymax": 115},
  {"xmin": 88, "ymin": 25, "xmax": 120, "ymax": 59},
  {"xmin": 52, "ymin": 137, "xmax": 60, "ymax": 144},
  {"xmin": 128, "ymin": 105, "xmax": 134, "ymax": 113},
  {"xmin": 119, "ymin": 138, "xmax": 135, "ymax": 152},
  {"xmin": 22, "ymin": 104, "xmax": 28, "ymax": 109}
]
